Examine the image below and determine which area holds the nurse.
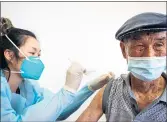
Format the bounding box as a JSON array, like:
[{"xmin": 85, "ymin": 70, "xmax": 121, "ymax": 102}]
[{"xmin": 0, "ymin": 17, "xmax": 115, "ymax": 121}]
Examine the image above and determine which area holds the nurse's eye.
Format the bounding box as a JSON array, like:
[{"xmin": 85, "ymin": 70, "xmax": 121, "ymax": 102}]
[{"xmin": 29, "ymin": 52, "xmax": 35, "ymax": 55}]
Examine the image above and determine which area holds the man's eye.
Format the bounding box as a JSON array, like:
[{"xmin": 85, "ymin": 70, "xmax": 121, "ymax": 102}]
[
  {"xmin": 154, "ymin": 43, "xmax": 164, "ymax": 51},
  {"xmin": 136, "ymin": 45, "xmax": 144, "ymax": 47},
  {"xmin": 155, "ymin": 43, "xmax": 163, "ymax": 47},
  {"xmin": 135, "ymin": 45, "xmax": 144, "ymax": 50}
]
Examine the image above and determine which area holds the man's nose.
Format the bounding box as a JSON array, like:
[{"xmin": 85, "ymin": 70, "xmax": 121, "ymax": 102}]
[{"xmin": 143, "ymin": 46, "xmax": 155, "ymax": 57}]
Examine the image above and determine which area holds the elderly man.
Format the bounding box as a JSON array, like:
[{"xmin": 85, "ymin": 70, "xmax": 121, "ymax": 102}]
[{"xmin": 76, "ymin": 12, "xmax": 167, "ymax": 122}]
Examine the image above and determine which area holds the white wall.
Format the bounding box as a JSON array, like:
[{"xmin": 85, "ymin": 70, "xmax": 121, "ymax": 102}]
[{"xmin": 1, "ymin": 2, "xmax": 166, "ymax": 121}]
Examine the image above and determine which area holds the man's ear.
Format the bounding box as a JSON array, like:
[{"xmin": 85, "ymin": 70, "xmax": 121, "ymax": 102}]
[
  {"xmin": 4, "ymin": 49, "xmax": 14, "ymax": 62},
  {"xmin": 120, "ymin": 41, "xmax": 128, "ymax": 59}
]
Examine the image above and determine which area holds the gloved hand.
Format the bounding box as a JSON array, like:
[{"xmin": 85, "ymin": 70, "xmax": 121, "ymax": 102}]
[
  {"xmin": 87, "ymin": 72, "xmax": 115, "ymax": 91},
  {"xmin": 64, "ymin": 62, "xmax": 85, "ymax": 93}
]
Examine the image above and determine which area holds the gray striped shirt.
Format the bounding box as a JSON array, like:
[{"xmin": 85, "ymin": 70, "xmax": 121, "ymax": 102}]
[{"xmin": 103, "ymin": 73, "xmax": 167, "ymax": 122}]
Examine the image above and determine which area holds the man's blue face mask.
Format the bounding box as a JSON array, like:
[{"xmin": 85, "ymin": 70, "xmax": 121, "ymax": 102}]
[
  {"xmin": 128, "ymin": 56, "xmax": 166, "ymax": 82},
  {"xmin": 4, "ymin": 35, "xmax": 45, "ymax": 80}
]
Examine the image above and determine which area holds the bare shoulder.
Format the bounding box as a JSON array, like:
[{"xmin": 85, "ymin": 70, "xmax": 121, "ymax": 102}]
[{"xmin": 76, "ymin": 85, "xmax": 106, "ymax": 122}]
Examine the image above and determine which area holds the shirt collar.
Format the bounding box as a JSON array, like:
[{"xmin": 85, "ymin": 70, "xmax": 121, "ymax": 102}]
[
  {"xmin": 121, "ymin": 72, "xmax": 167, "ymax": 103},
  {"xmin": 159, "ymin": 87, "xmax": 166, "ymax": 102},
  {"xmin": 159, "ymin": 73, "xmax": 167, "ymax": 102},
  {"xmin": 121, "ymin": 73, "xmax": 137, "ymax": 99}
]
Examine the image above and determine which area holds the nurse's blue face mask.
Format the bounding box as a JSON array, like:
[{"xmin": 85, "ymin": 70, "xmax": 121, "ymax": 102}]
[
  {"xmin": 4, "ymin": 35, "xmax": 45, "ymax": 80},
  {"xmin": 128, "ymin": 56, "xmax": 166, "ymax": 82}
]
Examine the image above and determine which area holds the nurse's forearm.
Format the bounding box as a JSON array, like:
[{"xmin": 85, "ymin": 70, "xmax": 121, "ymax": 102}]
[
  {"xmin": 22, "ymin": 88, "xmax": 75, "ymax": 121},
  {"xmin": 57, "ymin": 85, "xmax": 94, "ymax": 121}
]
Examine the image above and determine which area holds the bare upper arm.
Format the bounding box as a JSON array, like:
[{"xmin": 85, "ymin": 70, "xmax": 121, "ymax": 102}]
[{"xmin": 76, "ymin": 86, "xmax": 106, "ymax": 122}]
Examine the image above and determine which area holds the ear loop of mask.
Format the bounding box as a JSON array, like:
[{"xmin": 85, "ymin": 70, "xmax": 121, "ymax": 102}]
[
  {"xmin": 5, "ymin": 35, "xmax": 29, "ymax": 60},
  {"xmin": 3, "ymin": 34, "xmax": 30, "ymax": 74}
]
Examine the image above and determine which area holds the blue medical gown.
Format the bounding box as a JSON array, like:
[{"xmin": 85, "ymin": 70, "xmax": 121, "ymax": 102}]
[{"xmin": 1, "ymin": 70, "xmax": 94, "ymax": 121}]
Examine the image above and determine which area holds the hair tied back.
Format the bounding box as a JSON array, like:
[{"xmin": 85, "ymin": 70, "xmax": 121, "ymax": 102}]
[{"xmin": 0, "ymin": 17, "xmax": 14, "ymax": 36}]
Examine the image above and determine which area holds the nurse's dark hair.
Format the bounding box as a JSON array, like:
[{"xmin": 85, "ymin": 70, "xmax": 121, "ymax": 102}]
[{"xmin": 0, "ymin": 17, "xmax": 36, "ymax": 81}]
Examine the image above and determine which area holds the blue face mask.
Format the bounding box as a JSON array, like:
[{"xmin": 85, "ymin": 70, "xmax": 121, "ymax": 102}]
[
  {"xmin": 4, "ymin": 35, "xmax": 45, "ymax": 80},
  {"xmin": 128, "ymin": 56, "xmax": 166, "ymax": 82},
  {"xmin": 20, "ymin": 56, "xmax": 44, "ymax": 80}
]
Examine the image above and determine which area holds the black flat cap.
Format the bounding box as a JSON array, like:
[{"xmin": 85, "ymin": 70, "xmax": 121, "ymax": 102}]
[{"xmin": 115, "ymin": 12, "xmax": 167, "ymax": 41}]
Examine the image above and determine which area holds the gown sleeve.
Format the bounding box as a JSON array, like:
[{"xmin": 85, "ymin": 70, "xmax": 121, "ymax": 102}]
[
  {"xmin": 1, "ymin": 76, "xmax": 76, "ymax": 122},
  {"xmin": 57, "ymin": 85, "xmax": 94, "ymax": 121}
]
